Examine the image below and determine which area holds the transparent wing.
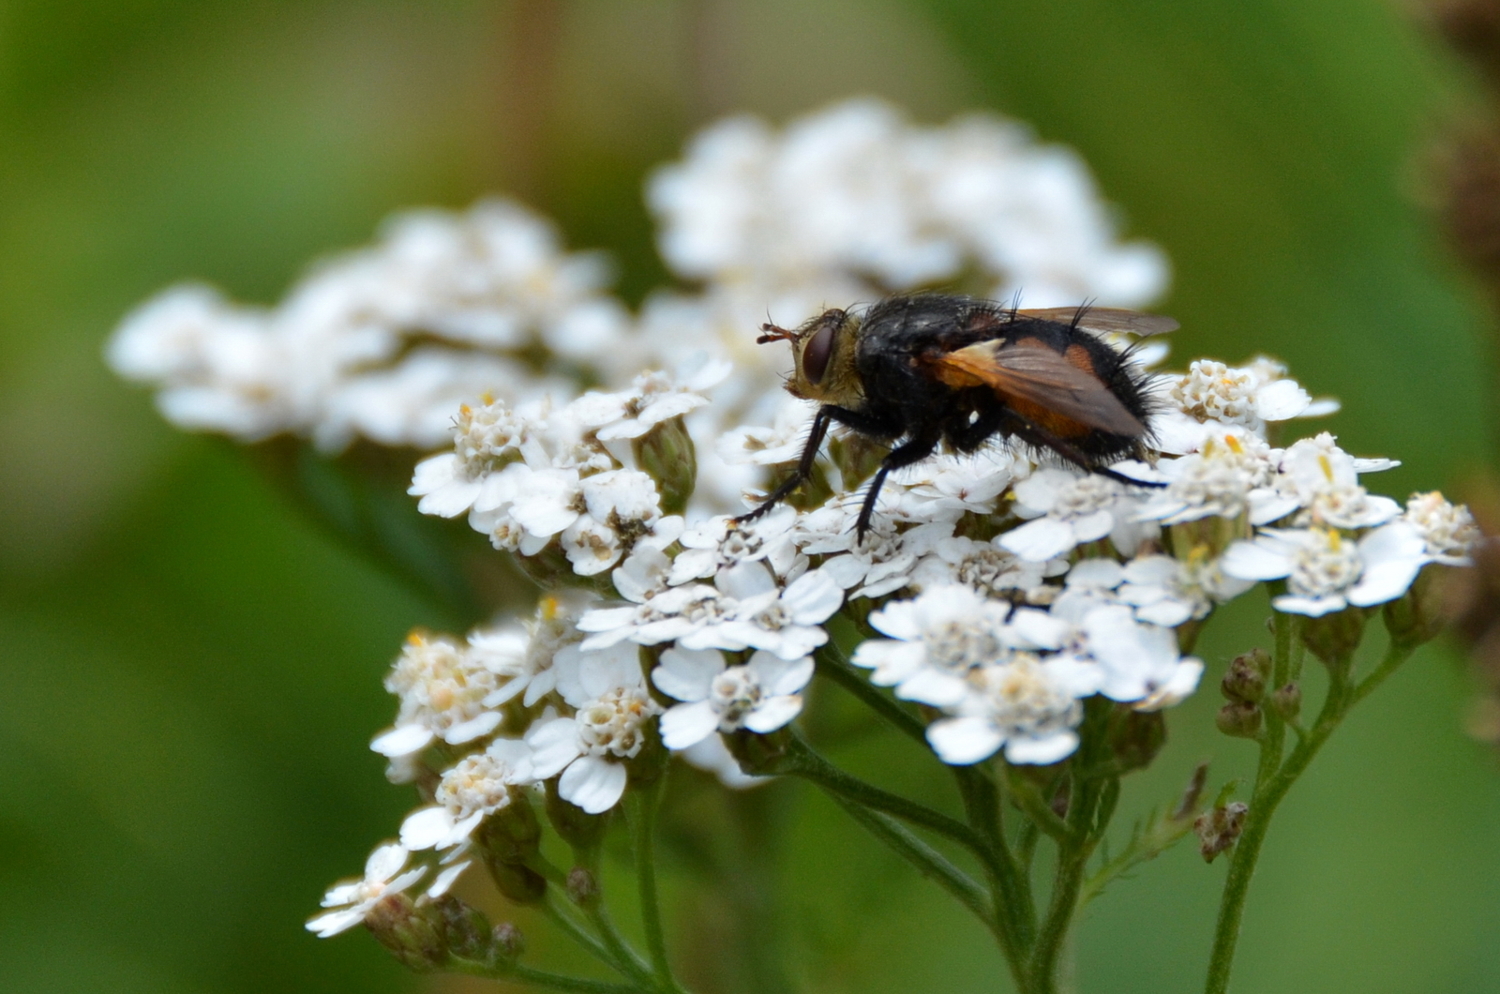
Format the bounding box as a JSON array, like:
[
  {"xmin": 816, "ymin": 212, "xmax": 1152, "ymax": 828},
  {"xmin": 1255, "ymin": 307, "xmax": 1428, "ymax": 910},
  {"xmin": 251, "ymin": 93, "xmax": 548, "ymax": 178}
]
[
  {"xmin": 933, "ymin": 341, "xmax": 1146, "ymax": 435},
  {"xmin": 1016, "ymin": 306, "xmax": 1179, "ymax": 337}
]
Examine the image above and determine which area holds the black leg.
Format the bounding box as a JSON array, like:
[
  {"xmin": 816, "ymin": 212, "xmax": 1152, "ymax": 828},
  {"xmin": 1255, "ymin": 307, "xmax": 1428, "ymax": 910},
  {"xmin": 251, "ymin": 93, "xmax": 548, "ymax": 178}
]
[
  {"xmin": 854, "ymin": 428, "xmax": 941, "ymax": 541},
  {"xmin": 1000, "ymin": 411, "xmax": 1164, "ymax": 488},
  {"xmin": 735, "ymin": 407, "xmax": 836, "ymax": 523},
  {"xmin": 946, "ymin": 406, "xmax": 1006, "ymax": 453}
]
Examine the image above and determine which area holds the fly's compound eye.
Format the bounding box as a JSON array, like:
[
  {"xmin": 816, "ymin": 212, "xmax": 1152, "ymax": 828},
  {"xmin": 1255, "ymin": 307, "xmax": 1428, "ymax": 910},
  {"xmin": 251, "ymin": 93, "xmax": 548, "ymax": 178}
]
[{"xmin": 802, "ymin": 322, "xmax": 836, "ymax": 384}]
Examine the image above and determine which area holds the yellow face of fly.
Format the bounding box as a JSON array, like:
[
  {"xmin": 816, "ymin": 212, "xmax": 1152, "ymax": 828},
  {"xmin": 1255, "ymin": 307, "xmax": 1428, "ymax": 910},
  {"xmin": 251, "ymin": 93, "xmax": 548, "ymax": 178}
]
[{"xmin": 778, "ymin": 308, "xmax": 865, "ymax": 408}]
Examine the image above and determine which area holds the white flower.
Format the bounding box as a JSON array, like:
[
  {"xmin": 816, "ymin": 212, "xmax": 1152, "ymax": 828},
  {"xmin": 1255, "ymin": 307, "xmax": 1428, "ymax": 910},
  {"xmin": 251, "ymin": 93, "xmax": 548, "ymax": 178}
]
[
  {"xmin": 1154, "ymin": 357, "xmax": 1336, "ymax": 452},
  {"xmin": 678, "ymin": 733, "xmax": 765, "ymax": 789},
  {"xmin": 579, "ymin": 562, "xmax": 842, "ymax": 661},
  {"xmin": 1404, "ymin": 491, "xmax": 1479, "ymax": 564},
  {"xmin": 573, "ymin": 359, "xmax": 730, "ymax": 441},
  {"xmin": 371, "ymin": 632, "xmax": 508, "ymax": 765},
  {"xmin": 717, "ymin": 396, "xmax": 819, "ymax": 467},
  {"xmin": 1136, "ymin": 431, "xmax": 1279, "ymax": 525},
  {"xmin": 910, "ymin": 534, "xmax": 1058, "ymax": 600},
  {"xmin": 306, "ymin": 842, "xmax": 427, "ymax": 938},
  {"xmin": 1116, "ymin": 553, "xmax": 1251, "ymax": 626},
  {"xmin": 669, "ymin": 505, "xmax": 801, "ymax": 585},
  {"xmin": 1000, "ymin": 468, "xmax": 1157, "ymax": 561},
  {"xmin": 1073, "ymin": 603, "xmax": 1204, "ymax": 706},
  {"xmin": 527, "ymin": 686, "xmax": 662, "ymax": 814},
  {"xmin": 525, "ymin": 644, "xmax": 662, "ymax": 814},
  {"xmin": 409, "ymin": 399, "xmax": 530, "ymax": 518},
  {"xmin": 1275, "ymin": 434, "xmax": 1399, "ymax": 530},
  {"xmin": 400, "ymin": 738, "xmax": 534, "ymax": 851},
  {"xmin": 807, "ymin": 512, "xmax": 954, "ymax": 599},
  {"xmin": 653, "ymin": 648, "xmax": 814, "ymax": 748},
  {"xmin": 1221, "ymin": 523, "xmax": 1430, "ymax": 616},
  {"xmin": 852, "ymin": 586, "xmax": 1068, "ymax": 705},
  {"xmin": 472, "ymin": 594, "xmax": 597, "ymax": 709},
  {"xmin": 926, "ymin": 653, "xmax": 1099, "ymax": 766}
]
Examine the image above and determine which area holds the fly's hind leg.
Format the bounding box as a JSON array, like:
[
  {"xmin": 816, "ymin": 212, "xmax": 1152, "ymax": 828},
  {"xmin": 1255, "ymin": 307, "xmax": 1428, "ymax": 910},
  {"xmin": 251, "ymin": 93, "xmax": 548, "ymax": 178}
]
[{"xmin": 999, "ymin": 411, "xmax": 1163, "ymax": 488}]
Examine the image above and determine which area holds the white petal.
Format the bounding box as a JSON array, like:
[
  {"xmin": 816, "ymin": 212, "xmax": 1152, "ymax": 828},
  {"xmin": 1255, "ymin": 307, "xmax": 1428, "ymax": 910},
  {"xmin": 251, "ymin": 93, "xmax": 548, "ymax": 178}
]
[
  {"xmin": 307, "ymin": 908, "xmax": 366, "ymax": 937},
  {"xmin": 660, "ymin": 700, "xmax": 721, "ymax": 749},
  {"xmin": 783, "ymin": 569, "xmax": 846, "ymax": 624},
  {"xmin": 371, "ymin": 724, "xmax": 434, "ymax": 758},
  {"xmin": 1070, "ymin": 509, "xmax": 1115, "ymax": 543},
  {"xmin": 400, "ymin": 807, "xmax": 455, "ymax": 851},
  {"xmin": 444, "ymin": 711, "xmax": 503, "ymax": 745},
  {"xmin": 653, "ymin": 647, "xmax": 724, "ymax": 702},
  {"xmin": 427, "ymin": 860, "xmax": 472, "ymax": 899},
  {"xmin": 1004, "ymin": 731, "xmax": 1080, "ymax": 765},
  {"xmin": 999, "ymin": 517, "xmax": 1078, "ymax": 561},
  {"xmin": 926, "ymin": 717, "xmax": 1005, "ymax": 765},
  {"xmin": 1270, "ymin": 594, "xmax": 1348, "ymax": 617},
  {"xmin": 1134, "ymin": 659, "xmax": 1204, "ymax": 711},
  {"xmin": 1220, "ymin": 540, "xmax": 1293, "ymax": 581},
  {"xmin": 1067, "ymin": 558, "xmax": 1125, "ymax": 589},
  {"xmin": 743, "ymin": 694, "xmax": 803, "ymax": 732},
  {"xmin": 752, "ymin": 652, "xmax": 815, "ymax": 697},
  {"xmin": 896, "ymin": 669, "xmax": 969, "ymax": 707},
  {"xmin": 1253, "ymin": 379, "xmax": 1311, "ymax": 421},
  {"xmin": 1348, "ymin": 560, "xmax": 1423, "ymax": 608},
  {"xmin": 365, "ymin": 842, "xmax": 410, "ymax": 883},
  {"xmin": 1135, "ymin": 599, "xmax": 1194, "ymax": 628},
  {"xmin": 526, "ymin": 717, "xmax": 584, "ymax": 779},
  {"xmin": 559, "ymin": 756, "xmax": 629, "ymax": 814}
]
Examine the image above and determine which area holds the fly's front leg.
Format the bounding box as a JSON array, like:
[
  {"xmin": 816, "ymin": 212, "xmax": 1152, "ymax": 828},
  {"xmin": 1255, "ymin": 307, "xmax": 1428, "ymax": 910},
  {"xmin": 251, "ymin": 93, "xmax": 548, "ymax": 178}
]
[{"xmin": 735, "ymin": 406, "xmax": 835, "ymax": 523}]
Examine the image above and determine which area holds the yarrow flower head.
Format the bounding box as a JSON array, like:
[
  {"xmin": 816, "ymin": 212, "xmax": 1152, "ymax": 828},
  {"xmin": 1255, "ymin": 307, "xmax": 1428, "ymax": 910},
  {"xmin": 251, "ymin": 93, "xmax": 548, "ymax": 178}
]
[{"xmin": 306, "ymin": 842, "xmax": 427, "ymax": 938}]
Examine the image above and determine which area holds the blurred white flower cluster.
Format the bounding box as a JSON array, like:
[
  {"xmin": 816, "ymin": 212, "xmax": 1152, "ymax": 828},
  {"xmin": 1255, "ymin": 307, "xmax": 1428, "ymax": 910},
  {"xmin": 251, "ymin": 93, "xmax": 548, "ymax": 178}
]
[{"xmin": 107, "ymin": 97, "xmax": 1169, "ymax": 514}]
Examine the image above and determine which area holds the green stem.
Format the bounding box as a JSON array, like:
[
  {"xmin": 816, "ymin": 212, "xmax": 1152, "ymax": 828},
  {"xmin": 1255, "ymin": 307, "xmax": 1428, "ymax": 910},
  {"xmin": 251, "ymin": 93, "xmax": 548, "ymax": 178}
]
[
  {"xmin": 1029, "ymin": 777, "xmax": 1104, "ymax": 994},
  {"xmin": 785, "ymin": 735, "xmax": 994, "ymax": 861},
  {"xmin": 1203, "ymin": 639, "xmax": 1414, "ymax": 994},
  {"xmin": 957, "ymin": 766, "xmax": 1036, "ymax": 952},
  {"xmin": 1003, "ymin": 763, "xmax": 1073, "ymax": 843},
  {"xmin": 825, "ymin": 791, "xmax": 996, "ymax": 928},
  {"xmin": 573, "ymin": 849, "xmax": 657, "ymax": 992},
  {"xmin": 542, "ymin": 893, "xmax": 629, "ymax": 976},
  {"xmin": 814, "ymin": 645, "xmax": 931, "ymax": 747},
  {"xmin": 628, "ymin": 781, "xmax": 681, "ymax": 993}
]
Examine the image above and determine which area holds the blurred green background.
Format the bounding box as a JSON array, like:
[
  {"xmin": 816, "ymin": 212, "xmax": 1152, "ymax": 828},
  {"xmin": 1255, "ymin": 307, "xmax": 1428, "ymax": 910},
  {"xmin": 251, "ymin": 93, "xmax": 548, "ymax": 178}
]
[{"xmin": 2, "ymin": 1, "xmax": 1497, "ymax": 992}]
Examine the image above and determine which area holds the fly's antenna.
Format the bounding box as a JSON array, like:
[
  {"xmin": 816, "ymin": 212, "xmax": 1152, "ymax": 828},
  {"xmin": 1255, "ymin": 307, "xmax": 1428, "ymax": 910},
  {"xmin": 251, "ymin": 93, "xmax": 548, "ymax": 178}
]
[{"xmin": 757, "ymin": 322, "xmax": 797, "ymax": 345}]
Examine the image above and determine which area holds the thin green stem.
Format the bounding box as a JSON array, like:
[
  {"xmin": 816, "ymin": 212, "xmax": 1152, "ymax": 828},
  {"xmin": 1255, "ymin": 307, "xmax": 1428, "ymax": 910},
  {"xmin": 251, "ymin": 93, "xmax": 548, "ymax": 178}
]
[
  {"xmin": 785, "ymin": 735, "xmax": 993, "ymax": 860},
  {"xmin": 628, "ymin": 781, "xmax": 681, "ymax": 994},
  {"xmin": 1003, "ymin": 763, "xmax": 1073, "ymax": 842},
  {"xmin": 814, "ymin": 645, "xmax": 931, "ymax": 747},
  {"xmin": 1203, "ymin": 638, "xmax": 1415, "ymax": 994},
  {"xmin": 572, "ymin": 849, "xmax": 657, "ymax": 992},
  {"xmin": 1029, "ymin": 774, "xmax": 1106, "ymax": 994},
  {"xmin": 826, "ymin": 791, "xmax": 996, "ymax": 928},
  {"xmin": 957, "ymin": 766, "xmax": 1036, "ymax": 951},
  {"xmin": 542, "ymin": 893, "xmax": 628, "ymax": 976}
]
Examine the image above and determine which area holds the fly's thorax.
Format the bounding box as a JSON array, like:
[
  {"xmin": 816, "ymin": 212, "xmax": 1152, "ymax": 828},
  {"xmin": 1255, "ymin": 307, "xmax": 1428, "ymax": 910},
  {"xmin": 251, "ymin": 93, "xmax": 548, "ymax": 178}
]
[{"xmin": 784, "ymin": 308, "xmax": 865, "ymax": 407}]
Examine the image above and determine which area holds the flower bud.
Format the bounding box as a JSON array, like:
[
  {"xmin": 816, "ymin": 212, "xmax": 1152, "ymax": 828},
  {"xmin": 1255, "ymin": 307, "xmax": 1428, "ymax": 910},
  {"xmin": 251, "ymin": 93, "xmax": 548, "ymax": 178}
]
[
  {"xmin": 1172, "ymin": 762, "xmax": 1210, "ymax": 821},
  {"xmin": 722, "ymin": 726, "xmax": 792, "ymax": 776},
  {"xmin": 567, "ymin": 866, "xmax": 600, "ymax": 907},
  {"xmin": 1195, "ymin": 801, "xmax": 1248, "ymax": 862},
  {"xmin": 545, "ymin": 779, "xmax": 611, "ymax": 851},
  {"xmin": 485, "ymin": 859, "xmax": 548, "ymax": 905},
  {"xmin": 1215, "ymin": 700, "xmax": 1263, "ymax": 738},
  {"xmin": 493, "ymin": 922, "xmax": 525, "ymax": 961},
  {"xmin": 1384, "ymin": 564, "xmax": 1451, "ymax": 649},
  {"xmin": 474, "ymin": 793, "xmax": 542, "ymax": 865},
  {"xmin": 632, "ymin": 415, "xmax": 696, "ymax": 516},
  {"xmin": 1107, "ymin": 706, "xmax": 1166, "ymax": 773},
  {"xmin": 433, "ymin": 895, "xmax": 492, "ymax": 961},
  {"xmin": 1270, "ymin": 682, "xmax": 1302, "ymax": 722},
  {"xmin": 1300, "ymin": 606, "xmax": 1367, "ymax": 664},
  {"xmin": 365, "ymin": 893, "xmax": 448, "ymax": 971},
  {"xmin": 1220, "ymin": 649, "xmax": 1270, "ymax": 703}
]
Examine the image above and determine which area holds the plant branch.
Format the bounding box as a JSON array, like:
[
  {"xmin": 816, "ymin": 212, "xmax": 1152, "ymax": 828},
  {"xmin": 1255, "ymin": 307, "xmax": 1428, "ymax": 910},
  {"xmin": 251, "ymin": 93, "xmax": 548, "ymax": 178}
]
[
  {"xmin": 628, "ymin": 780, "xmax": 682, "ymax": 994},
  {"xmin": 814, "ymin": 645, "xmax": 931, "ymax": 747}
]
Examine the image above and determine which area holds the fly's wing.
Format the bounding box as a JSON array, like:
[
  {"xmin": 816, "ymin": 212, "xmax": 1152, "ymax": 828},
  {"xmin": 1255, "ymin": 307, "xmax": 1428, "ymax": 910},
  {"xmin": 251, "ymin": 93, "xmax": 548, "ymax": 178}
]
[
  {"xmin": 933, "ymin": 341, "xmax": 1147, "ymax": 435},
  {"xmin": 1016, "ymin": 306, "xmax": 1178, "ymax": 338}
]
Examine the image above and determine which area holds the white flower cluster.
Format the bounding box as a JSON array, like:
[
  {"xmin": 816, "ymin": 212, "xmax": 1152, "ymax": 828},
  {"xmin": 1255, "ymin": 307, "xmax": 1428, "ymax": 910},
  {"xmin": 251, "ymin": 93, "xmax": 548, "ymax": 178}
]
[{"xmin": 108, "ymin": 199, "xmax": 631, "ymax": 451}]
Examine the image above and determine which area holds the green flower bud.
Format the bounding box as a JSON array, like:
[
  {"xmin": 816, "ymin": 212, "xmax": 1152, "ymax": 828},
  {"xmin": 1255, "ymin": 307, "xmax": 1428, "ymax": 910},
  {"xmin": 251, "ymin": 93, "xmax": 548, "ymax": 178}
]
[
  {"xmin": 1300, "ymin": 606, "xmax": 1367, "ymax": 664},
  {"xmin": 544, "ymin": 779, "xmax": 611, "ymax": 851},
  {"xmin": 633, "ymin": 415, "xmax": 696, "ymax": 516},
  {"xmin": 485, "ymin": 859, "xmax": 548, "ymax": 906},
  {"xmin": 567, "ymin": 866, "xmax": 600, "ymax": 908},
  {"xmin": 492, "ymin": 922, "xmax": 525, "ymax": 962},
  {"xmin": 1270, "ymin": 682, "xmax": 1302, "ymax": 722},
  {"xmin": 473, "ymin": 792, "xmax": 542, "ymax": 865},
  {"xmin": 722, "ymin": 726, "xmax": 793, "ymax": 776},
  {"xmin": 1220, "ymin": 649, "xmax": 1270, "ymax": 703},
  {"xmin": 1384, "ymin": 564, "xmax": 1452, "ymax": 649},
  {"xmin": 365, "ymin": 893, "xmax": 448, "ymax": 971},
  {"xmin": 1107, "ymin": 706, "xmax": 1166, "ymax": 773},
  {"xmin": 433, "ymin": 895, "xmax": 492, "ymax": 961},
  {"xmin": 1215, "ymin": 700, "xmax": 1263, "ymax": 738}
]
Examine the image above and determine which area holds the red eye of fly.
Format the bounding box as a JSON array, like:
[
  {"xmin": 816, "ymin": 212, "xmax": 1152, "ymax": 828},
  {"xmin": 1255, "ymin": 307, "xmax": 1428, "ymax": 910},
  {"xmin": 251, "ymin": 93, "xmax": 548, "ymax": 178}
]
[{"xmin": 802, "ymin": 323, "xmax": 836, "ymax": 384}]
